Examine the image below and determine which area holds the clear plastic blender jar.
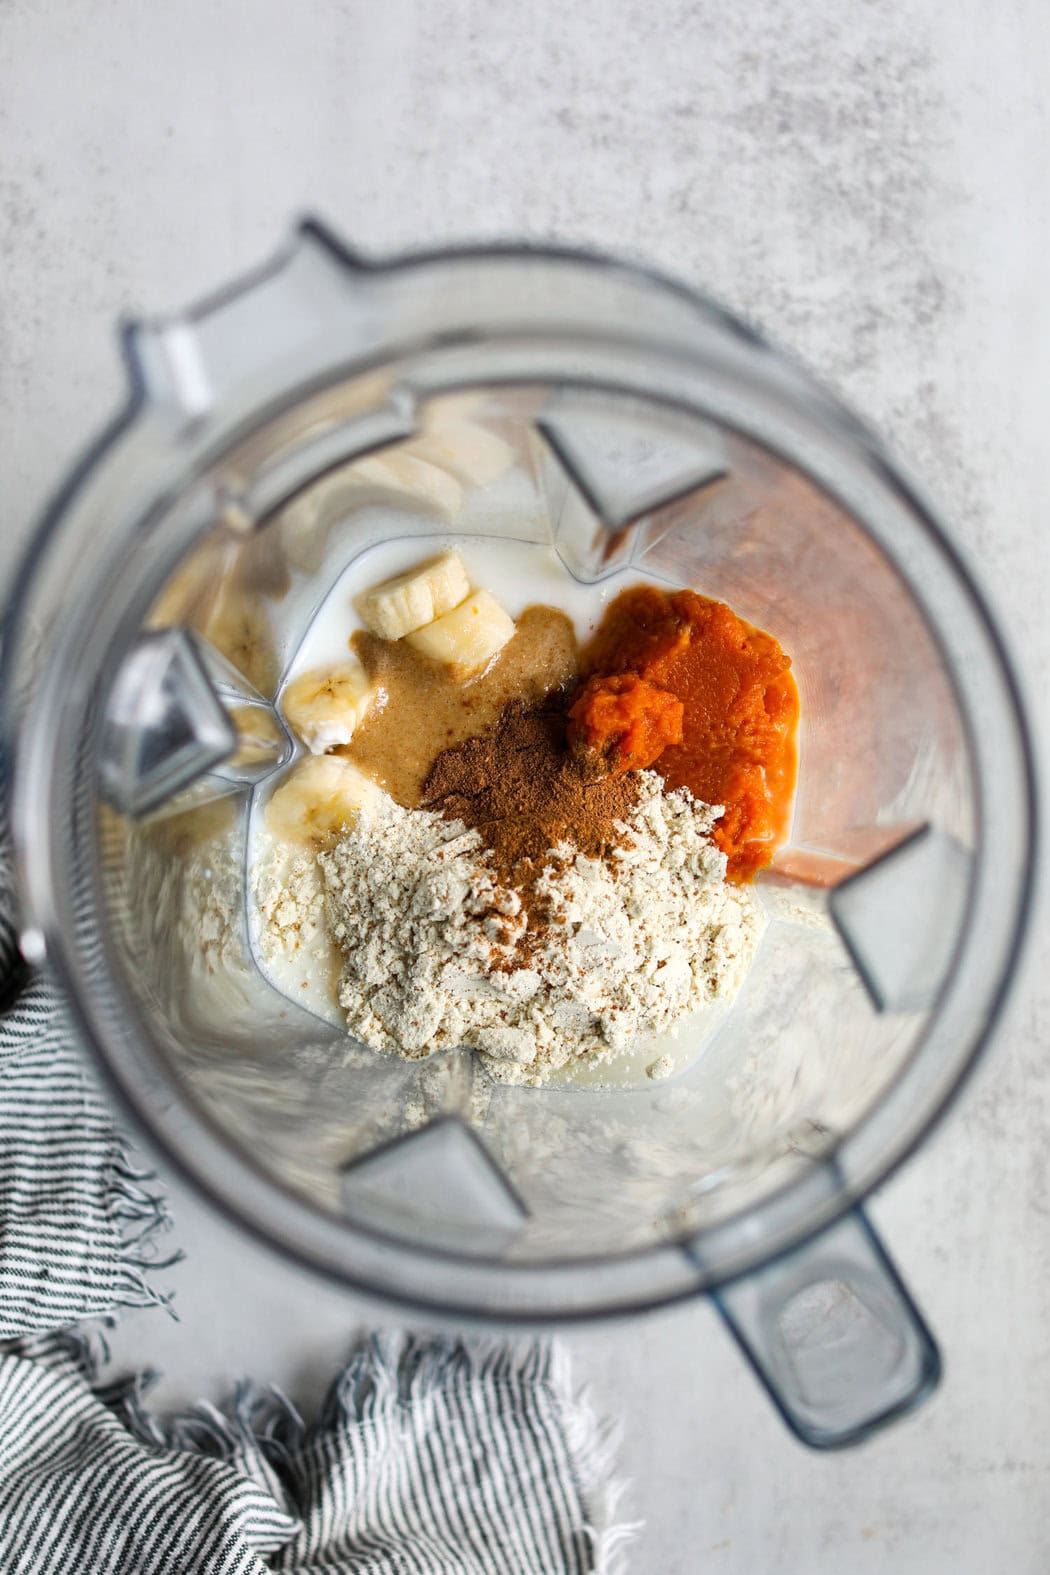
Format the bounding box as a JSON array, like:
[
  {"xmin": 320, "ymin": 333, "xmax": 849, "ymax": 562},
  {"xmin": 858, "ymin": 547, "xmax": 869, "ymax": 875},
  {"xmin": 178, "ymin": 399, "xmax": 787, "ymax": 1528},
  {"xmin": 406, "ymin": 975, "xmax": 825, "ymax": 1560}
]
[{"xmin": 3, "ymin": 225, "xmax": 1036, "ymax": 1447}]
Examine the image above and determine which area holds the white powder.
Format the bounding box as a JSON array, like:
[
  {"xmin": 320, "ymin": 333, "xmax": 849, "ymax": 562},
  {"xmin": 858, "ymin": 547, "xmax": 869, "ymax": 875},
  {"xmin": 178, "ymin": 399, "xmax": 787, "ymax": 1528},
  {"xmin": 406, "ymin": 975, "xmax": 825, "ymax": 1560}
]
[
  {"xmin": 298, "ymin": 771, "xmax": 760, "ymax": 1086},
  {"xmin": 255, "ymin": 846, "xmax": 327, "ymax": 965},
  {"xmin": 251, "ymin": 837, "xmax": 346, "ymax": 1020}
]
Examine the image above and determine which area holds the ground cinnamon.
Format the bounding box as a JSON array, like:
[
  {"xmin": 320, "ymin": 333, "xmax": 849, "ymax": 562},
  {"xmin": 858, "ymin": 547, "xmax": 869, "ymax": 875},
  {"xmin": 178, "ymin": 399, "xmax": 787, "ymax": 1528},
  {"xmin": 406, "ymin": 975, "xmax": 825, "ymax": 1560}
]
[{"xmin": 421, "ymin": 697, "xmax": 640, "ymax": 913}]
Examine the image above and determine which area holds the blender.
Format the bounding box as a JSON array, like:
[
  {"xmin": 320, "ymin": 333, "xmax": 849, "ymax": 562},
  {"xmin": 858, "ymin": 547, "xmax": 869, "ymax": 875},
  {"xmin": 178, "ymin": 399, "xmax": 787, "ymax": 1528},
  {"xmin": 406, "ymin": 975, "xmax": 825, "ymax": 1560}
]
[{"xmin": 3, "ymin": 223, "xmax": 1036, "ymax": 1448}]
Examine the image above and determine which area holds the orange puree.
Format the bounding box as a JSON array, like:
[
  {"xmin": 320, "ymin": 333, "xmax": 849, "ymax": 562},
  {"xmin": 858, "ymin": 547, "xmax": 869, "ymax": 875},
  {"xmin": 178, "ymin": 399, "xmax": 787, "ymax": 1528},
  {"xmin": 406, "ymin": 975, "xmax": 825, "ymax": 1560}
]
[
  {"xmin": 567, "ymin": 673, "xmax": 684, "ymax": 776},
  {"xmin": 582, "ymin": 586, "xmax": 799, "ymax": 881}
]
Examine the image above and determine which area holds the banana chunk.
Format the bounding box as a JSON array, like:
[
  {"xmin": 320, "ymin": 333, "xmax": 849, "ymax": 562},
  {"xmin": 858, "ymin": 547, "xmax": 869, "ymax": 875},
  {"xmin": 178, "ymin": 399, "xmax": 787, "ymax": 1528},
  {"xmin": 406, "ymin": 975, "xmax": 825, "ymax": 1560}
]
[
  {"xmin": 353, "ymin": 453, "xmax": 464, "ymax": 518},
  {"xmin": 280, "ymin": 658, "xmax": 376, "ymax": 754},
  {"xmin": 405, "ymin": 589, "xmax": 516, "ymax": 672},
  {"xmin": 408, "ymin": 419, "xmax": 514, "ymax": 488},
  {"xmin": 266, "ymin": 755, "xmax": 383, "ymax": 847},
  {"xmin": 281, "ymin": 455, "xmax": 462, "ymax": 576},
  {"xmin": 355, "ymin": 550, "xmax": 470, "ymax": 641}
]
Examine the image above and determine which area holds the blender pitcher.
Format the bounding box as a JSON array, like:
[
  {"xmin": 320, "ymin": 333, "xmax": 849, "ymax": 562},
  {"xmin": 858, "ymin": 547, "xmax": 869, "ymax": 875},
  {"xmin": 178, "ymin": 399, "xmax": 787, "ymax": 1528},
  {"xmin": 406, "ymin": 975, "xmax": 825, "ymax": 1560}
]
[{"xmin": 3, "ymin": 224, "xmax": 1036, "ymax": 1449}]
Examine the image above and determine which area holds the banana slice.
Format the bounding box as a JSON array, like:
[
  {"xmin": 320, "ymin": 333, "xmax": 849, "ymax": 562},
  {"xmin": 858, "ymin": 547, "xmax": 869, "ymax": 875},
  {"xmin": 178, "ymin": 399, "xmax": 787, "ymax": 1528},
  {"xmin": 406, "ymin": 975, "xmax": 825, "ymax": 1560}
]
[
  {"xmin": 229, "ymin": 704, "xmax": 288, "ymax": 768},
  {"xmin": 148, "ymin": 532, "xmax": 282, "ymax": 697},
  {"xmin": 354, "ymin": 550, "xmax": 470, "ymax": 641},
  {"xmin": 355, "ymin": 453, "xmax": 463, "ymax": 517},
  {"xmin": 281, "ymin": 658, "xmax": 376, "ymax": 754},
  {"xmin": 149, "ymin": 536, "xmax": 233, "ymax": 629},
  {"xmin": 408, "ymin": 418, "xmax": 514, "ymax": 488},
  {"xmin": 405, "ymin": 589, "xmax": 516, "ymax": 672},
  {"xmin": 202, "ymin": 590, "xmax": 279, "ymax": 697},
  {"xmin": 281, "ymin": 454, "xmax": 463, "ymax": 575},
  {"xmin": 266, "ymin": 755, "xmax": 383, "ymax": 847}
]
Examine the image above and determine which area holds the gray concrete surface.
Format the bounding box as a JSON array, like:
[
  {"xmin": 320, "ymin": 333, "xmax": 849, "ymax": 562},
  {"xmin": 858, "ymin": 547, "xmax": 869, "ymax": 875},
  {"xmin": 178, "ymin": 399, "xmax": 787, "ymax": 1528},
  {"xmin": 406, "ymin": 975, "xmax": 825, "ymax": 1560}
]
[{"xmin": 2, "ymin": 1, "xmax": 1049, "ymax": 1569}]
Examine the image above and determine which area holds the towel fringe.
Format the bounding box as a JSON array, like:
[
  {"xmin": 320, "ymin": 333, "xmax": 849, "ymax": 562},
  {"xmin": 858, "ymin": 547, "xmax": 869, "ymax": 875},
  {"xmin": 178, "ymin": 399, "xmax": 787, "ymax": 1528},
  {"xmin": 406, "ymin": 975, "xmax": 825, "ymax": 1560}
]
[
  {"xmin": 96, "ymin": 1332, "xmax": 641, "ymax": 1572},
  {"xmin": 549, "ymin": 1345, "xmax": 643, "ymax": 1575},
  {"xmin": 104, "ymin": 1138, "xmax": 183, "ymax": 1318}
]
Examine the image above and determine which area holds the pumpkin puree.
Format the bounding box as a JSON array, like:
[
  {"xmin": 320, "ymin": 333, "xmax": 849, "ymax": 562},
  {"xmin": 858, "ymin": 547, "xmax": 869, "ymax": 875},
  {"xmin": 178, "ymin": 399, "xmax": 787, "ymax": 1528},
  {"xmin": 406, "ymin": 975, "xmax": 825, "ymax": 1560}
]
[
  {"xmin": 567, "ymin": 672, "xmax": 684, "ymax": 777},
  {"xmin": 579, "ymin": 586, "xmax": 799, "ymax": 882}
]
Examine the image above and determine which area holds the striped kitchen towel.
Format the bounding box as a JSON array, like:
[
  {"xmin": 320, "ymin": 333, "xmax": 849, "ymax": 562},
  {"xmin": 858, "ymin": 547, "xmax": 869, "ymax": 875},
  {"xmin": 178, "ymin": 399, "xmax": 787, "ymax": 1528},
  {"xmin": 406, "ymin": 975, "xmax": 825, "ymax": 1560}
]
[
  {"xmin": 0, "ymin": 813, "xmax": 178, "ymax": 1341},
  {"xmin": 0, "ymin": 811, "xmax": 636, "ymax": 1573}
]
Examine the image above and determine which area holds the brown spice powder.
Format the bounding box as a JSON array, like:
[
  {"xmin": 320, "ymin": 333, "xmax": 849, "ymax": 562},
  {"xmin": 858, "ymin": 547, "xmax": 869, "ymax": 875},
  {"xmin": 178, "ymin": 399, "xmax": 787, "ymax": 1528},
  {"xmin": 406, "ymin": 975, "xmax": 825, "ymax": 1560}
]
[{"xmin": 421, "ymin": 697, "xmax": 640, "ymax": 928}]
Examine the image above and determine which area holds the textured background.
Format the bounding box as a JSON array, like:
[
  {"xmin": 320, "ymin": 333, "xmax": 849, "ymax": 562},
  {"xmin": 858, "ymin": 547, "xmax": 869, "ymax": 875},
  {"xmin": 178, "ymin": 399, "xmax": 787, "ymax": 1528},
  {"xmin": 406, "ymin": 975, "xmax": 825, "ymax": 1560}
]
[{"xmin": 2, "ymin": 1, "xmax": 1049, "ymax": 1569}]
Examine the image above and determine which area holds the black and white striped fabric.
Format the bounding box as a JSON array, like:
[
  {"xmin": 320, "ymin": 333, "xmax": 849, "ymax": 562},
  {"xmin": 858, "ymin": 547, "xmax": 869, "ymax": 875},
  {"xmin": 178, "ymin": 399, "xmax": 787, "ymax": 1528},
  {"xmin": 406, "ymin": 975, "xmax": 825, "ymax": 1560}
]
[
  {"xmin": 0, "ymin": 1333, "xmax": 632, "ymax": 1573},
  {"xmin": 0, "ymin": 820, "xmax": 176, "ymax": 1341},
  {"xmin": 0, "ymin": 820, "xmax": 633, "ymax": 1573}
]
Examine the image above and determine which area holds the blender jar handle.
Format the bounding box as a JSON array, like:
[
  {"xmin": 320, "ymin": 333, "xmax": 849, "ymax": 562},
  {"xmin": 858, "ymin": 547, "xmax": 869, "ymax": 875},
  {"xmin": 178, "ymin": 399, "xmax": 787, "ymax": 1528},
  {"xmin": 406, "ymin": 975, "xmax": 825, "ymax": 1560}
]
[{"xmin": 713, "ymin": 1206, "xmax": 941, "ymax": 1448}]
